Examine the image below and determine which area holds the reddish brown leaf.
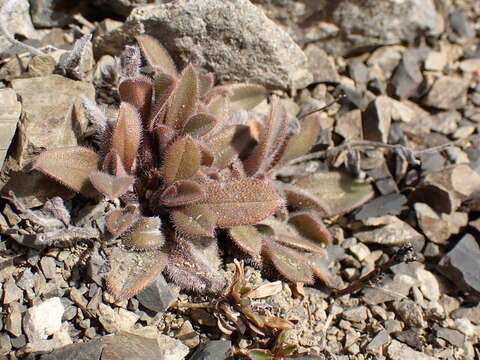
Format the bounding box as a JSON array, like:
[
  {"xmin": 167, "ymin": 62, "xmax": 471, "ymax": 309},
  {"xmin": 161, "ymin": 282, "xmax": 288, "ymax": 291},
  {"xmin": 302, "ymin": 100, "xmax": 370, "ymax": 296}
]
[
  {"xmin": 111, "ymin": 102, "xmax": 142, "ymax": 173},
  {"xmin": 165, "ymin": 64, "xmax": 199, "ymax": 130},
  {"xmin": 264, "ymin": 316, "xmax": 294, "ymax": 330},
  {"xmin": 160, "ymin": 180, "xmax": 205, "ymax": 207},
  {"xmin": 183, "ymin": 113, "xmax": 218, "ymax": 137},
  {"xmin": 89, "ymin": 171, "xmax": 134, "ymax": 200},
  {"xmin": 136, "ymin": 35, "xmax": 177, "ymax": 77},
  {"xmin": 163, "ymin": 136, "xmax": 201, "ymax": 185},
  {"xmin": 262, "ymin": 238, "xmax": 314, "ymax": 284},
  {"xmin": 206, "ymin": 125, "xmax": 254, "ymax": 169},
  {"xmin": 105, "ymin": 205, "xmax": 140, "ymax": 237},
  {"xmin": 199, "ymin": 73, "xmax": 214, "ymax": 98},
  {"xmin": 206, "ymin": 94, "xmax": 230, "ymax": 126},
  {"xmin": 282, "ymin": 183, "xmax": 331, "ymax": 216},
  {"xmin": 118, "ymin": 76, "xmax": 153, "ymax": 122},
  {"xmin": 288, "ymin": 211, "xmax": 332, "ymax": 247},
  {"xmin": 293, "ymin": 171, "xmax": 375, "ymax": 216},
  {"xmin": 155, "ymin": 124, "xmax": 175, "ymax": 153},
  {"xmin": 228, "ymin": 225, "xmax": 263, "ymax": 257},
  {"xmin": 122, "ymin": 216, "xmax": 165, "ymax": 250},
  {"xmin": 107, "ymin": 247, "xmax": 166, "ymax": 300},
  {"xmin": 102, "ymin": 150, "xmax": 127, "ymax": 177},
  {"xmin": 171, "ymin": 204, "xmax": 217, "ymax": 237},
  {"xmin": 246, "ymin": 281, "xmax": 282, "ymax": 299},
  {"xmin": 277, "ymin": 113, "xmax": 321, "ymax": 165},
  {"xmin": 244, "ymin": 96, "xmax": 288, "ymax": 176},
  {"xmin": 150, "ymin": 73, "xmax": 176, "ymax": 129},
  {"xmin": 227, "ymin": 83, "xmax": 267, "ymax": 111},
  {"xmin": 202, "ymin": 179, "xmax": 281, "ymax": 227},
  {"xmin": 32, "ymin": 146, "xmax": 100, "ymax": 196}
]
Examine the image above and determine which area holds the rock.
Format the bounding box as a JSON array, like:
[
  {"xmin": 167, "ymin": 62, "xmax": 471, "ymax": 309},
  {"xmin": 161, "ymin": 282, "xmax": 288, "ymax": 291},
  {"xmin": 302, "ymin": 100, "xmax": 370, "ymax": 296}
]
[
  {"xmin": 3, "ymin": 277, "xmax": 22, "ymax": 304},
  {"xmin": 414, "ymin": 203, "xmax": 451, "ymax": 244},
  {"xmin": 23, "ymin": 297, "xmax": 64, "ymax": 342},
  {"xmin": 439, "ymin": 233, "xmax": 480, "ymax": 294},
  {"xmin": 304, "ymin": 44, "xmax": 339, "ymax": 84},
  {"xmin": 384, "ymin": 319, "xmax": 403, "ymax": 334},
  {"xmin": 363, "ymin": 274, "xmax": 416, "ymax": 305},
  {"xmin": 40, "ymin": 338, "xmax": 104, "ymax": 360},
  {"xmin": 416, "ymin": 268, "xmax": 440, "ymax": 302},
  {"xmin": 394, "ymin": 299, "xmax": 425, "ymax": 328},
  {"xmin": 390, "ymin": 49, "xmax": 424, "ymax": 99},
  {"xmin": 366, "ymin": 330, "xmax": 390, "ymax": 353},
  {"xmin": 363, "ymin": 96, "xmax": 392, "ymax": 143},
  {"xmin": 349, "ymin": 243, "xmax": 370, "ymax": 262},
  {"xmin": 8, "ymin": 74, "xmax": 94, "ymax": 169},
  {"xmin": 94, "ymin": 0, "xmax": 312, "ymax": 89},
  {"xmin": 367, "ymin": 163, "xmax": 398, "ymax": 195},
  {"xmin": 454, "ymin": 318, "xmax": 476, "ymax": 337},
  {"xmin": 452, "ymin": 306, "xmax": 480, "ymax": 325},
  {"xmin": 367, "ymin": 45, "xmax": 405, "ymax": 80},
  {"xmin": 5, "ymin": 302, "xmax": 24, "ymax": 337},
  {"xmin": 0, "ymin": 334, "xmax": 12, "ymax": 355},
  {"xmin": 98, "ymin": 303, "xmax": 139, "ymax": 333},
  {"xmin": 424, "ymin": 51, "xmax": 447, "ymax": 72},
  {"xmin": 137, "ymin": 274, "xmax": 177, "ymax": 313},
  {"xmin": 102, "ymin": 333, "xmax": 163, "ymax": 360},
  {"xmin": 423, "ymin": 76, "xmax": 470, "ymax": 110},
  {"xmin": 435, "ymin": 326, "xmax": 465, "ymax": 348},
  {"xmin": 335, "ymin": 109, "xmax": 362, "ymax": 141},
  {"xmin": 29, "ymin": 0, "xmax": 86, "ymax": 28},
  {"xmin": 189, "ymin": 340, "xmax": 232, "ymax": 360},
  {"xmin": 17, "ymin": 268, "xmax": 35, "ymax": 290},
  {"xmin": 10, "ymin": 334, "xmax": 27, "ymax": 349},
  {"xmin": 40, "ymin": 256, "xmax": 57, "ymax": 280},
  {"xmin": 387, "ymin": 339, "xmax": 435, "ymax": 360},
  {"xmin": 174, "ymin": 321, "xmax": 199, "ymax": 348},
  {"xmin": 156, "ymin": 334, "xmax": 189, "ymax": 360},
  {"xmin": 449, "ymin": 8, "xmax": 475, "ymax": 38},
  {"xmin": 27, "ymin": 55, "xmax": 57, "ymax": 77},
  {"xmin": 431, "ymin": 111, "xmax": 461, "ymax": 135},
  {"xmin": 355, "ymin": 193, "xmax": 408, "ymax": 221},
  {"xmin": 0, "ymin": 88, "xmax": 21, "ymax": 170},
  {"xmin": 356, "ymin": 215, "xmax": 424, "ymax": 246},
  {"xmin": 342, "ymin": 306, "xmax": 368, "ymax": 323}
]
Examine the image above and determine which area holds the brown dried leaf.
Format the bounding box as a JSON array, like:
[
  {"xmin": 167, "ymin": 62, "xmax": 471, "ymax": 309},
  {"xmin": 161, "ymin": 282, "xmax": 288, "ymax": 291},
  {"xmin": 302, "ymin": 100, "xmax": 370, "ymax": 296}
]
[
  {"xmin": 32, "ymin": 146, "xmax": 100, "ymax": 196},
  {"xmin": 111, "ymin": 102, "xmax": 142, "ymax": 173},
  {"xmin": 122, "ymin": 216, "xmax": 165, "ymax": 250},
  {"xmin": 288, "ymin": 212, "xmax": 332, "ymax": 247},
  {"xmin": 163, "ymin": 136, "xmax": 201, "ymax": 185},
  {"xmin": 228, "ymin": 225, "xmax": 263, "ymax": 257},
  {"xmin": 160, "ymin": 180, "xmax": 205, "ymax": 207},
  {"xmin": 293, "ymin": 171, "xmax": 375, "ymax": 216},
  {"xmin": 247, "ymin": 281, "xmax": 282, "ymax": 299},
  {"xmin": 118, "ymin": 77, "xmax": 153, "ymax": 122},
  {"xmin": 102, "ymin": 150, "xmax": 128, "ymax": 177},
  {"xmin": 171, "ymin": 204, "xmax": 217, "ymax": 237},
  {"xmin": 206, "ymin": 125, "xmax": 254, "ymax": 169},
  {"xmin": 203, "ymin": 179, "xmax": 281, "ymax": 227},
  {"xmin": 278, "ymin": 113, "xmax": 321, "ymax": 165},
  {"xmin": 89, "ymin": 171, "xmax": 134, "ymax": 200},
  {"xmin": 136, "ymin": 35, "xmax": 177, "ymax": 77},
  {"xmin": 264, "ymin": 316, "xmax": 295, "ymax": 330},
  {"xmin": 105, "ymin": 205, "xmax": 140, "ymax": 237},
  {"xmin": 262, "ymin": 238, "xmax": 314, "ymax": 284},
  {"xmin": 165, "ymin": 64, "xmax": 199, "ymax": 130},
  {"xmin": 183, "ymin": 113, "xmax": 218, "ymax": 137},
  {"xmin": 107, "ymin": 247, "xmax": 166, "ymax": 300}
]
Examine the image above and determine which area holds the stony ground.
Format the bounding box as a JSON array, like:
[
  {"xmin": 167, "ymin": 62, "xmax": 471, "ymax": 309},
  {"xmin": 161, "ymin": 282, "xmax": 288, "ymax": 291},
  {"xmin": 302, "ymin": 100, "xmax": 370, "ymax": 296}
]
[{"xmin": 0, "ymin": 0, "xmax": 480, "ymax": 359}]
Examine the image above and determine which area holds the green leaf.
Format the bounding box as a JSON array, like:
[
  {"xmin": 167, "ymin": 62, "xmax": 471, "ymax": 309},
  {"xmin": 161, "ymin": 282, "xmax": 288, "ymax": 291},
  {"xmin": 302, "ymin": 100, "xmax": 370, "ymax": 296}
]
[
  {"xmin": 136, "ymin": 35, "xmax": 177, "ymax": 77},
  {"xmin": 229, "ymin": 225, "xmax": 263, "ymax": 257},
  {"xmin": 183, "ymin": 113, "xmax": 218, "ymax": 137},
  {"xmin": 107, "ymin": 247, "xmax": 166, "ymax": 300},
  {"xmin": 122, "ymin": 216, "xmax": 165, "ymax": 250},
  {"xmin": 247, "ymin": 350, "xmax": 272, "ymax": 360},
  {"xmin": 32, "ymin": 146, "xmax": 100, "ymax": 196},
  {"xmin": 171, "ymin": 204, "xmax": 217, "ymax": 237},
  {"xmin": 163, "ymin": 136, "xmax": 201, "ymax": 185},
  {"xmin": 264, "ymin": 316, "xmax": 294, "ymax": 330},
  {"xmin": 293, "ymin": 171, "xmax": 375, "ymax": 216},
  {"xmin": 203, "ymin": 179, "xmax": 281, "ymax": 227},
  {"xmin": 165, "ymin": 64, "xmax": 199, "ymax": 130},
  {"xmin": 160, "ymin": 180, "xmax": 205, "ymax": 207},
  {"xmin": 111, "ymin": 102, "xmax": 142, "ymax": 173},
  {"xmin": 89, "ymin": 171, "xmax": 134, "ymax": 200}
]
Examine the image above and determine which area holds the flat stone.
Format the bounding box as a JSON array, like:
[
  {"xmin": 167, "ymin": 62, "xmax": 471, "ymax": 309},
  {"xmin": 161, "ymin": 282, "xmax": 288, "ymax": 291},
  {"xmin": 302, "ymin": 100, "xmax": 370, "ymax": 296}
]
[
  {"xmin": 3, "ymin": 277, "xmax": 22, "ymax": 304},
  {"xmin": 335, "ymin": 109, "xmax": 362, "ymax": 141},
  {"xmin": 367, "ymin": 163, "xmax": 398, "ymax": 195},
  {"xmin": 10, "ymin": 334, "xmax": 27, "ymax": 349},
  {"xmin": 17, "ymin": 268, "xmax": 36, "ymax": 290},
  {"xmin": 349, "ymin": 243, "xmax": 370, "ymax": 262},
  {"xmin": 390, "ymin": 49, "xmax": 424, "ymax": 99},
  {"xmin": 5, "ymin": 302, "xmax": 23, "ymax": 337},
  {"xmin": 452, "ymin": 306, "xmax": 480, "ymax": 325},
  {"xmin": 102, "ymin": 333, "xmax": 164, "ymax": 360},
  {"xmin": 356, "ymin": 215, "xmax": 424, "ymax": 246},
  {"xmin": 423, "ymin": 76, "xmax": 469, "ymax": 110},
  {"xmin": 156, "ymin": 334, "xmax": 189, "ymax": 360},
  {"xmin": 416, "ymin": 268, "xmax": 440, "ymax": 302},
  {"xmin": 137, "ymin": 274, "xmax": 177, "ymax": 313},
  {"xmin": 384, "ymin": 319, "xmax": 403, "ymax": 334},
  {"xmin": 0, "ymin": 334, "xmax": 12, "ymax": 355},
  {"xmin": 40, "ymin": 256, "xmax": 57, "ymax": 280},
  {"xmin": 393, "ymin": 299, "xmax": 425, "ymax": 328},
  {"xmin": 304, "ymin": 44, "xmax": 339, "ymax": 84},
  {"xmin": 355, "ymin": 193, "xmax": 407, "ymax": 221},
  {"xmin": 453, "ymin": 318, "xmax": 476, "ymax": 337},
  {"xmin": 439, "ymin": 233, "xmax": 480, "ymax": 294},
  {"xmin": 0, "ymin": 88, "xmax": 22, "ymax": 169},
  {"xmin": 95, "ymin": 0, "xmax": 312, "ymax": 89},
  {"xmin": 387, "ymin": 339, "xmax": 435, "ymax": 360},
  {"xmin": 175, "ymin": 321, "xmax": 199, "ymax": 349},
  {"xmin": 431, "ymin": 111, "xmax": 461, "ymax": 135},
  {"xmin": 363, "ymin": 274, "xmax": 416, "ymax": 305},
  {"xmin": 424, "ymin": 51, "xmax": 447, "ymax": 72},
  {"xmin": 342, "ymin": 306, "xmax": 368, "ymax": 323},
  {"xmin": 189, "ymin": 340, "xmax": 232, "ymax": 360},
  {"xmin": 414, "ymin": 203, "xmax": 451, "ymax": 244},
  {"xmin": 363, "ymin": 95, "xmax": 392, "ymax": 143},
  {"xmin": 28, "ymin": 55, "xmax": 56, "ymax": 77},
  {"xmin": 449, "ymin": 8, "xmax": 475, "ymax": 38},
  {"xmin": 366, "ymin": 330, "xmax": 390, "ymax": 353},
  {"xmin": 435, "ymin": 326, "xmax": 465, "ymax": 347},
  {"xmin": 23, "ymin": 297, "xmax": 64, "ymax": 342},
  {"xmin": 40, "ymin": 338, "xmax": 103, "ymax": 360}
]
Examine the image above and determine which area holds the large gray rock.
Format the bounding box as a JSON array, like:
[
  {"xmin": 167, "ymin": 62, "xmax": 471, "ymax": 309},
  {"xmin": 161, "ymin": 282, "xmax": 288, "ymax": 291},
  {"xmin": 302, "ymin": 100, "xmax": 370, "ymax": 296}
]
[{"xmin": 94, "ymin": 0, "xmax": 312, "ymax": 89}]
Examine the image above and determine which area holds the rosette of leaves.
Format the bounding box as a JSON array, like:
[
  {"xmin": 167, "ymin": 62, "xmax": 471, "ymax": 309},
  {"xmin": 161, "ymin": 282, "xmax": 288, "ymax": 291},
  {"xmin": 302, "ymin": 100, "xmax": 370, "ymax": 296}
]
[{"xmin": 32, "ymin": 36, "xmax": 374, "ymax": 300}]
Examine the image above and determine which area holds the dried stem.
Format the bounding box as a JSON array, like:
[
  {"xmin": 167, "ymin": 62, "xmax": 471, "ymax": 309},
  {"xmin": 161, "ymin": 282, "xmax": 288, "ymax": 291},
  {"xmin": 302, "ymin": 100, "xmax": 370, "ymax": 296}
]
[{"xmin": 333, "ymin": 242, "xmax": 416, "ymax": 297}]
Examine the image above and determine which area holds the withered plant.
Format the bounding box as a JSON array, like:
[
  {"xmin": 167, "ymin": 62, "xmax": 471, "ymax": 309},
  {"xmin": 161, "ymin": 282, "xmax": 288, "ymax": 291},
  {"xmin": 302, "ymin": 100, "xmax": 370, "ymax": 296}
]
[{"xmin": 32, "ymin": 35, "xmax": 373, "ymax": 300}]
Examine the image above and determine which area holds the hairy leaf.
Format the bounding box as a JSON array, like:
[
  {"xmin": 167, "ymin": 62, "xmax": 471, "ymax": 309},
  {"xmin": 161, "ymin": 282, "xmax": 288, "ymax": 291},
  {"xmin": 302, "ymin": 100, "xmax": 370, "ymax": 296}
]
[
  {"xmin": 32, "ymin": 146, "xmax": 100, "ymax": 196},
  {"xmin": 228, "ymin": 83, "xmax": 267, "ymax": 111},
  {"xmin": 102, "ymin": 150, "xmax": 128, "ymax": 177},
  {"xmin": 244, "ymin": 96, "xmax": 288, "ymax": 175},
  {"xmin": 105, "ymin": 205, "xmax": 140, "ymax": 237},
  {"xmin": 183, "ymin": 113, "xmax": 218, "ymax": 137},
  {"xmin": 278, "ymin": 113, "xmax": 321, "ymax": 165},
  {"xmin": 136, "ymin": 35, "xmax": 177, "ymax": 77},
  {"xmin": 202, "ymin": 179, "xmax": 281, "ymax": 227},
  {"xmin": 111, "ymin": 102, "xmax": 142, "ymax": 173},
  {"xmin": 229, "ymin": 225, "xmax": 263, "ymax": 257},
  {"xmin": 264, "ymin": 316, "xmax": 294, "ymax": 330},
  {"xmin": 160, "ymin": 180, "xmax": 205, "ymax": 207},
  {"xmin": 282, "ymin": 183, "xmax": 330, "ymax": 216},
  {"xmin": 118, "ymin": 77, "xmax": 153, "ymax": 122},
  {"xmin": 107, "ymin": 247, "xmax": 166, "ymax": 300},
  {"xmin": 122, "ymin": 216, "xmax": 165, "ymax": 250},
  {"xmin": 156, "ymin": 124, "xmax": 175, "ymax": 153},
  {"xmin": 207, "ymin": 125, "xmax": 254, "ymax": 169},
  {"xmin": 289, "ymin": 212, "xmax": 332, "ymax": 247},
  {"xmin": 165, "ymin": 64, "xmax": 199, "ymax": 130},
  {"xmin": 150, "ymin": 73, "xmax": 176, "ymax": 129},
  {"xmin": 171, "ymin": 204, "xmax": 217, "ymax": 237},
  {"xmin": 89, "ymin": 171, "xmax": 134, "ymax": 200},
  {"xmin": 199, "ymin": 73, "xmax": 214, "ymax": 98},
  {"xmin": 163, "ymin": 136, "xmax": 201, "ymax": 185},
  {"xmin": 262, "ymin": 238, "xmax": 314, "ymax": 284},
  {"xmin": 247, "ymin": 281, "xmax": 282, "ymax": 299},
  {"xmin": 206, "ymin": 94, "xmax": 230, "ymax": 126},
  {"xmin": 293, "ymin": 171, "xmax": 375, "ymax": 216}
]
